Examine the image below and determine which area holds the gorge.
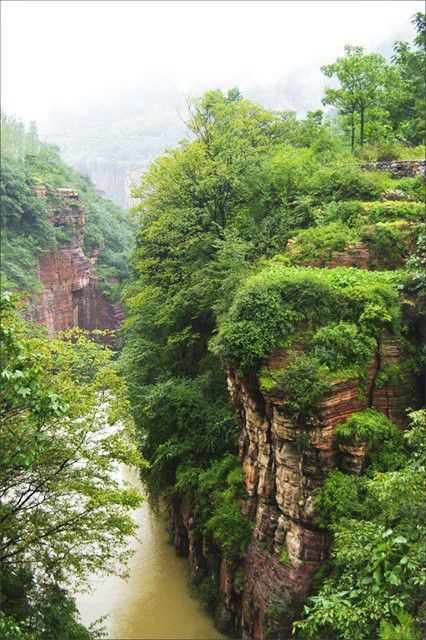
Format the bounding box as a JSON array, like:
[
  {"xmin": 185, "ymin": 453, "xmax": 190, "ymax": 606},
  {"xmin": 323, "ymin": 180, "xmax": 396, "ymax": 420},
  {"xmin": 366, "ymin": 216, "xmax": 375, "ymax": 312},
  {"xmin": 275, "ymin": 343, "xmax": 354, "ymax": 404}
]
[{"xmin": 1, "ymin": 15, "xmax": 425, "ymax": 638}]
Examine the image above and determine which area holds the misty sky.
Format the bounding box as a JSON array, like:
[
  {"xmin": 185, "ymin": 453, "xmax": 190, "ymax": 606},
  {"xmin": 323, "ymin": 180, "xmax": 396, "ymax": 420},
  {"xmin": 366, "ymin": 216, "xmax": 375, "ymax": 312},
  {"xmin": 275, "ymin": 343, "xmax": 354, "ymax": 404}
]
[{"xmin": 1, "ymin": 0, "xmax": 424, "ymax": 125}]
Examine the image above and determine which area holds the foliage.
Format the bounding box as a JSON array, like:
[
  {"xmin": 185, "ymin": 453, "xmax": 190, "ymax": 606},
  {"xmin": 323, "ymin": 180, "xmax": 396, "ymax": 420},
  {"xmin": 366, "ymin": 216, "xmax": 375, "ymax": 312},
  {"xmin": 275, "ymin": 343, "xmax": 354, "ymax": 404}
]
[
  {"xmin": 361, "ymin": 200, "xmax": 425, "ymax": 223},
  {"xmin": 0, "ymin": 115, "xmax": 133, "ymax": 300},
  {"xmin": 311, "ymin": 322, "xmax": 375, "ymax": 376},
  {"xmin": 289, "ymin": 223, "xmax": 353, "ymax": 264},
  {"xmin": 361, "ymin": 222, "xmax": 414, "ymax": 269},
  {"xmin": 295, "ymin": 410, "xmax": 426, "ymax": 640},
  {"xmin": 314, "ymin": 470, "xmax": 362, "ymax": 528},
  {"xmin": 120, "ymin": 55, "xmax": 424, "ymax": 632},
  {"xmin": 0, "ymin": 292, "xmax": 144, "ymax": 638},
  {"xmin": 176, "ymin": 455, "xmax": 252, "ymax": 561},
  {"xmin": 321, "ymin": 14, "xmax": 426, "ymax": 148},
  {"xmin": 335, "ymin": 409, "xmax": 398, "ymax": 446},
  {"xmin": 214, "ymin": 265, "xmax": 404, "ymax": 371},
  {"xmin": 259, "ymin": 356, "xmax": 331, "ymax": 421},
  {"xmin": 322, "ymin": 45, "xmax": 387, "ymax": 149},
  {"xmin": 308, "ymin": 161, "xmax": 384, "ymax": 202},
  {"xmin": 382, "ymin": 13, "xmax": 426, "ymax": 145}
]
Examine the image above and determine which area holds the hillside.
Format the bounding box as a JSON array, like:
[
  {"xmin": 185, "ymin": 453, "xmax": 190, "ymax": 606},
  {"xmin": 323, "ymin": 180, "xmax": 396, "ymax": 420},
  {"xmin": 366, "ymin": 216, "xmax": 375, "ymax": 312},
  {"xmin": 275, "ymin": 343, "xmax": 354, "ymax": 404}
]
[
  {"xmin": 1, "ymin": 113, "xmax": 134, "ymax": 304},
  {"xmin": 122, "ymin": 83, "xmax": 425, "ymax": 640}
]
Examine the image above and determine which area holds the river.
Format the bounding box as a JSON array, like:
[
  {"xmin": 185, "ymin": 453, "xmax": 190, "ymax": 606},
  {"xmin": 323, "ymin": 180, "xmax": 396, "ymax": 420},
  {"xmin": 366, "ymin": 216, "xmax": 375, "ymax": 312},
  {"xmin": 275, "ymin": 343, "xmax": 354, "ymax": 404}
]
[{"xmin": 76, "ymin": 463, "xmax": 225, "ymax": 640}]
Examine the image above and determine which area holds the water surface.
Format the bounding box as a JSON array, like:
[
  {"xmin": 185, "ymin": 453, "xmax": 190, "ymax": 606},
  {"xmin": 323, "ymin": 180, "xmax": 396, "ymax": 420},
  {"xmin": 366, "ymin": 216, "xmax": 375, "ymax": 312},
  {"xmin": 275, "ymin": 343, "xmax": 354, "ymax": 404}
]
[{"xmin": 77, "ymin": 464, "xmax": 224, "ymax": 640}]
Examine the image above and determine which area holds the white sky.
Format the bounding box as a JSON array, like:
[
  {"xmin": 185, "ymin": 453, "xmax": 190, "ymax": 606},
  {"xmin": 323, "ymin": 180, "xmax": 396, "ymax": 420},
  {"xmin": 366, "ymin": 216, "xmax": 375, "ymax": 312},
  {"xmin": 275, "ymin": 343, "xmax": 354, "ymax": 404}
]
[{"xmin": 1, "ymin": 0, "xmax": 424, "ymax": 124}]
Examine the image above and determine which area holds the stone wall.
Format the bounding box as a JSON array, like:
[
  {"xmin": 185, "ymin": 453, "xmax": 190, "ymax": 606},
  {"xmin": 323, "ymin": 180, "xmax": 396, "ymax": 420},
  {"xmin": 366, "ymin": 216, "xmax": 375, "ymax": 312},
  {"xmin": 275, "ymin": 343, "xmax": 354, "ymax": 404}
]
[{"xmin": 364, "ymin": 159, "xmax": 425, "ymax": 178}]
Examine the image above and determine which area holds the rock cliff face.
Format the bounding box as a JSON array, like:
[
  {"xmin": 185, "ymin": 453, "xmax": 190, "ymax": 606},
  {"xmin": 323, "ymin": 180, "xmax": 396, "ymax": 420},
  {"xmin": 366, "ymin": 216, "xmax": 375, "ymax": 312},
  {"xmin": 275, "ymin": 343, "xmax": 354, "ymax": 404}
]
[
  {"xmin": 223, "ymin": 333, "xmax": 417, "ymax": 639},
  {"xmin": 167, "ymin": 331, "xmax": 418, "ymax": 640},
  {"xmin": 166, "ymin": 214, "xmax": 422, "ymax": 639},
  {"xmin": 27, "ymin": 187, "xmax": 123, "ymax": 340}
]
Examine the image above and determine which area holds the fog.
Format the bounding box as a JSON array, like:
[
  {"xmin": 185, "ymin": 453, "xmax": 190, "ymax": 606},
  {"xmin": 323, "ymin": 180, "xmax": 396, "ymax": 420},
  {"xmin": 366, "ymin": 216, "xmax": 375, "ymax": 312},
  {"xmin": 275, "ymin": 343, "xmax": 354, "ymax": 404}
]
[
  {"xmin": 1, "ymin": 0, "xmax": 423, "ymax": 205},
  {"xmin": 2, "ymin": 0, "xmax": 422, "ymax": 122}
]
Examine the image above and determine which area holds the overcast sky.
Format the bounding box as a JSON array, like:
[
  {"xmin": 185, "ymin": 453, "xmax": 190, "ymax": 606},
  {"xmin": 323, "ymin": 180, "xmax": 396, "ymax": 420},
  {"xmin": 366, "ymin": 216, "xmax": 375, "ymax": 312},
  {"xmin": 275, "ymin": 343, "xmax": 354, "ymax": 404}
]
[{"xmin": 1, "ymin": 0, "xmax": 424, "ymax": 125}]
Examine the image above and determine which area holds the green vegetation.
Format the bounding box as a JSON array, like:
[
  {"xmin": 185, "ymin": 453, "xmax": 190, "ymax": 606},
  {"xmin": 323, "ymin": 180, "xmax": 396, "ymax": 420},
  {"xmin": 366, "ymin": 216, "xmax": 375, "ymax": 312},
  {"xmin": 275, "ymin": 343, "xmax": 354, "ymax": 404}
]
[
  {"xmin": 214, "ymin": 266, "xmax": 405, "ymax": 372},
  {"xmin": 322, "ymin": 13, "xmax": 425, "ymax": 150},
  {"xmin": 0, "ymin": 9, "xmax": 424, "ymax": 640},
  {"xmin": 295, "ymin": 410, "xmax": 425, "ymax": 640},
  {"xmin": 335, "ymin": 408, "xmax": 398, "ymax": 446},
  {"xmin": 122, "ymin": 18, "xmax": 424, "ymax": 628},
  {"xmin": 176, "ymin": 455, "xmax": 252, "ymax": 561},
  {"xmin": 1, "ymin": 113, "xmax": 134, "ymax": 299},
  {"xmin": 0, "ymin": 292, "xmax": 145, "ymax": 638}
]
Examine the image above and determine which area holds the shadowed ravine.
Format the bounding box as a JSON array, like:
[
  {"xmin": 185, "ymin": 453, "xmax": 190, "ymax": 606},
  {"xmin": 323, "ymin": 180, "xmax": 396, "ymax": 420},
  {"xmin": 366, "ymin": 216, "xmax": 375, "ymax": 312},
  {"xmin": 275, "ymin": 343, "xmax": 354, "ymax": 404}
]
[{"xmin": 76, "ymin": 464, "xmax": 224, "ymax": 640}]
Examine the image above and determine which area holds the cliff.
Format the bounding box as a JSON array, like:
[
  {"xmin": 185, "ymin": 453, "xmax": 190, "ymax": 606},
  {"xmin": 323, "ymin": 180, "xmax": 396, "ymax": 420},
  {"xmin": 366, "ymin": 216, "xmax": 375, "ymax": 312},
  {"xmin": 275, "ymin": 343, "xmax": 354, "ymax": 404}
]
[
  {"xmin": 27, "ymin": 187, "xmax": 124, "ymax": 340},
  {"xmin": 166, "ymin": 198, "xmax": 422, "ymax": 639}
]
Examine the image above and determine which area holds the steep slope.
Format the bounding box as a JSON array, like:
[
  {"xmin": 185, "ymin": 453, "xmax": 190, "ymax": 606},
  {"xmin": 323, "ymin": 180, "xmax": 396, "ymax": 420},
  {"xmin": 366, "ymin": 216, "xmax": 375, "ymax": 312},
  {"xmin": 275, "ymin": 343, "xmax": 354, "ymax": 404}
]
[
  {"xmin": 26, "ymin": 187, "xmax": 124, "ymax": 339},
  {"xmin": 166, "ymin": 188, "xmax": 424, "ymax": 639},
  {"xmin": 1, "ymin": 120, "xmax": 133, "ymax": 339}
]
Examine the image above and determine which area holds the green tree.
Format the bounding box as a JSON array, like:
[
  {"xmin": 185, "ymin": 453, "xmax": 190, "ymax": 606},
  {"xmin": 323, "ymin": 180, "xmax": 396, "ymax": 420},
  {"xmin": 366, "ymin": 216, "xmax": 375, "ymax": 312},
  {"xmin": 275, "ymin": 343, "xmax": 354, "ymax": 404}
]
[
  {"xmin": 322, "ymin": 45, "xmax": 387, "ymax": 149},
  {"xmin": 383, "ymin": 12, "xmax": 426, "ymax": 144},
  {"xmin": 0, "ymin": 292, "xmax": 144, "ymax": 638}
]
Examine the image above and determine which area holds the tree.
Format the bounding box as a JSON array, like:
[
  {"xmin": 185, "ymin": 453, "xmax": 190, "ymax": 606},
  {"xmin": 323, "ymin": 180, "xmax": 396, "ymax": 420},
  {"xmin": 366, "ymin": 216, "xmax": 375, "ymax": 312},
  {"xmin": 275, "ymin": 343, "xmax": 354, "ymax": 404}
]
[
  {"xmin": 0, "ymin": 292, "xmax": 144, "ymax": 638},
  {"xmin": 383, "ymin": 12, "xmax": 426, "ymax": 144},
  {"xmin": 322, "ymin": 45, "xmax": 387, "ymax": 149}
]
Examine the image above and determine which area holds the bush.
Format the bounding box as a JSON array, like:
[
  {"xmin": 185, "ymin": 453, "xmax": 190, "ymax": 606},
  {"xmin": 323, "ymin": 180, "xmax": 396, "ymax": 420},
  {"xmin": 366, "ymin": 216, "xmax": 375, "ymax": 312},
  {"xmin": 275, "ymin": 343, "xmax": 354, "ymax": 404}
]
[
  {"xmin": 308, "ymin": 162, "xmax": 384, "ymax": 202},
  {"xmin": 311, "ymin": 322, "xmax": 376, "ymax": 376},
  {"xmin": 289, "ymin": 223, "xmax": 355, "ymax": 265},
  {"xmin": 314, "ymin": 470, "xmax": 362, "ymax": 528},
  {"xmin": 361, "ymin": 223, "xmax": 412, "ymax": 270},
  {"xmin": 335, "ymin": 408, "xmax": 398, "ymax": 446},
  {"xmin": 214, "ymin": 265, "xmax": 405, "ymax": 371},
  {"xmin": 259, "ymin": 356, "xmax": 331, "ymax": 420},
  {"xmin": 362, "ymin": 201, "xmax": 425, "ymax": 223}
]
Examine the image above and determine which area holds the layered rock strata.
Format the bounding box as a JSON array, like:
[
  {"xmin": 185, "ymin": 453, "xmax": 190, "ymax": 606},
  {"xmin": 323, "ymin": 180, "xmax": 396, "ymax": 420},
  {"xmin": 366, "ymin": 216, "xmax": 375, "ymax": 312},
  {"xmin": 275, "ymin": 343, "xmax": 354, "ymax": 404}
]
[
  {"xmin": 167, "ymin": 331, "xmax": 417, "ymax": 639},
  {"xmin": 27, "ymin": 187, "xmax": 123, "ymax": 340}
]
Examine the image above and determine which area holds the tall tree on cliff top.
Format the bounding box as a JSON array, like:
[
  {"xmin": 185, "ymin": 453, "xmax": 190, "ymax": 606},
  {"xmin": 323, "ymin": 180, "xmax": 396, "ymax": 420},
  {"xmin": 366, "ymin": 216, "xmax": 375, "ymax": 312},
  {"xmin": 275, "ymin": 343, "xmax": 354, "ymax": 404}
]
[
  {"xmin": 383, "ymin": 12, "xmax": 426, "ymax": 145},
  {"xmin": 322, "ymin": 45, "xmax": 386, "ymax": 149}
]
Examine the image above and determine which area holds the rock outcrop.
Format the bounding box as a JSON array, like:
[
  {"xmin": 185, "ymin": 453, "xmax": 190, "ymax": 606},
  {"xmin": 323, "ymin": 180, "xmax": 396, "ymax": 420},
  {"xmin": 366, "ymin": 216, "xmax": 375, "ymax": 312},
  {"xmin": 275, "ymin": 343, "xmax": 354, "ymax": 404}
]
[
  {"xmin": 27, "ymin": 187, "xmax": 123, "ymax": 341},
  {"xmin": 364, "ymin": 159, "xmax": 426, "ymax": 178},
  {"xmin": 166, "ymin": 254, "xmax": 421, "ymax": 639},
  {"xmin": 224, "ymin": 334, "xmax": 417, "ymax": 639},
  {"xmin": 166, "ymin": 331, "xmax": 418, "ymax": 639}
]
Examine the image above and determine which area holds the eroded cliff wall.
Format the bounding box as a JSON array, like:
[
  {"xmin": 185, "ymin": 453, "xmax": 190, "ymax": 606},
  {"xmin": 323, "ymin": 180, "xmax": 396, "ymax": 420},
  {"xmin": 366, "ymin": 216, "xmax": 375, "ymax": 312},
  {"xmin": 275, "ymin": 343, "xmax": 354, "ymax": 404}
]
[
  {"xmin": 27, "ymin": 187, "xmax": 123, "ymax": 340},
  {"xmin": 166, "ymin": 218, "xmax": 422, "ymax": 639}
]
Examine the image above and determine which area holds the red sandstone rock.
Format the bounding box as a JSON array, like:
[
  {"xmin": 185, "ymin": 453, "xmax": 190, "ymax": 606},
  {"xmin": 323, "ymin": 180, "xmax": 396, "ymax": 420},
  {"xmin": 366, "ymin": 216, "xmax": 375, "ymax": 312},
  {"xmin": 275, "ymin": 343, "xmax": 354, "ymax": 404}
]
[{"xmin": 27, "ymin": 188, "xmax": 123, "ymax": 342}]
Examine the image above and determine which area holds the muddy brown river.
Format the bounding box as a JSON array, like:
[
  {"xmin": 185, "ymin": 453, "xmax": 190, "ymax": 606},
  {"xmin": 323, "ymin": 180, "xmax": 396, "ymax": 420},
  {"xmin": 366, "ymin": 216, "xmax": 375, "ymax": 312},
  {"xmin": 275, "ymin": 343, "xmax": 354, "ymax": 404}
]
[{"xmin": 76, "ymin": 464, "xmax": 224, "ymax": 640}]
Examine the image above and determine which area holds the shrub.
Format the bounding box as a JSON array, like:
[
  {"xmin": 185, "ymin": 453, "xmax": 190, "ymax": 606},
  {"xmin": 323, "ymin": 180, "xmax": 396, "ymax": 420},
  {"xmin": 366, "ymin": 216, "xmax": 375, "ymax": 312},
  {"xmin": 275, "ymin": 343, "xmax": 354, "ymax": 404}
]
[
  {"xmin": 311, "ymin": 322, "xmax": 376, "ymax": 377},
  {"xmin": 361, "ymin": 223, "xmax": 413, "ymax": 270},
  {"xmin": 362, "ymin": 201, "xmax": 424, "ymax": 223},
  {"xmin": 308, "ymin": 162, "xmax": 384, "ymax": 202},
  {"xmin": 314, "ymin": 470, "xmax": 362, "ymax": 528},
  {"xmin": 289, "ymin": 223, "xmax": 355, "ymax": 265},
  {"xmin": 393, "ymin": 176, "xmax": 425, "ymax": 202},
  {"xmin": 205, "ymin": 464, "xmax": 252, "ymax": 561},
  {"xmin": 259, "ymin": 356, "xmax": 331, "ymax": 419},
  {"xmin": 214, "ymin": 265, "xmax": 405, "ymax": 371},
  {"xmin": 335, "ymin": 409, "xmax": 398, "ymax": 446},
  {"xmin": 320, "ymin": 200, "xmax": 365, "ymax": 225}
]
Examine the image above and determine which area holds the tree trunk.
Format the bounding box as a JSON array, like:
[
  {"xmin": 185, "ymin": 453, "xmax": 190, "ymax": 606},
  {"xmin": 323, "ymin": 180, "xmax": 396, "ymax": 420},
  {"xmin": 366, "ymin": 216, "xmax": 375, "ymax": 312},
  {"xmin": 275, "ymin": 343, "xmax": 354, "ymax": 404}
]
[
  {"xmin": 351, "ymin": 112, "xmax": 355, "ymax": 152},
  {"xmin": 360, "ymin": 106, "xmax": 365, "ymax": 148}
]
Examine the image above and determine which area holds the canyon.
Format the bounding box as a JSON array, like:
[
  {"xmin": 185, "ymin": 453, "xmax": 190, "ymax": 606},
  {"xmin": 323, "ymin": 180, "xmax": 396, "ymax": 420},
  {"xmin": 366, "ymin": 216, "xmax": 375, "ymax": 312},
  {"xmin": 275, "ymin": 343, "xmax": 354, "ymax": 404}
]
[{"xmin": 27, "ymin": 186, "xmax": 123, "ymax": 341}]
